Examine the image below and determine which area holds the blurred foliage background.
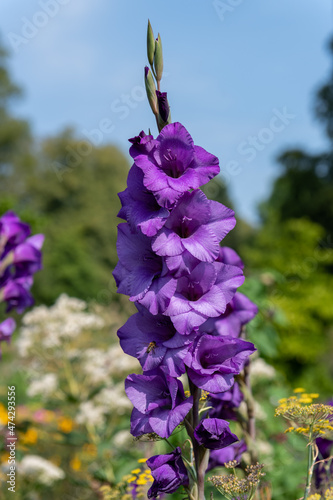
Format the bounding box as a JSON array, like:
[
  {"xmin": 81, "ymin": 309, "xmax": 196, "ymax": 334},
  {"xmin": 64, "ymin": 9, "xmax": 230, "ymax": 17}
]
[{"xmin": 0, "ymin": 31, "xmax": 333, "ymax": 499}]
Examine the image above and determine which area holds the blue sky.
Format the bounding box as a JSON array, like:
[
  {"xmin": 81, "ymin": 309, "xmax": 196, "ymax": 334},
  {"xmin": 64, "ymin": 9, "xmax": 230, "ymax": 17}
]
[{"xmin": 1, "ymin": 0, "xmax": 332, "ymax": 223}]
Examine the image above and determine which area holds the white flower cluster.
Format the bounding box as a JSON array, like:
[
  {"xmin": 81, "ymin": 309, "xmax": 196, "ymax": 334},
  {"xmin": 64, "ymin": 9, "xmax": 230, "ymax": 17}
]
[
  {"xmin": 17, "ymin": 455, "xmax": 65, "ymax": 486},
  {"xmin": 15, "ymin": 294, "xmax": 139, "ymax": 430},
  {"xmin": 17, "ymin": 294, "xmax": 105, "ymax": 356},
  {"xmin": 75, "ymin": 384, "xmax": 133, "ymax": 428},
  {"xmin": 27, "ymin": 373, "xmax": 58, "ymax": 399},
  {"xmin": 250, "ymin": 357, "xmax": 276, "ymax": 384},
  {"xmin": 82, "ymin": 345, "xmax": 138, "ymax": 385}
]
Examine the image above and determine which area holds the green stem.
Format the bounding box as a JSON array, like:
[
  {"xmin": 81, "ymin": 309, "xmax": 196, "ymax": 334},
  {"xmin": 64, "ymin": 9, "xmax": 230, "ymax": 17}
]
[
  {"xmin": 239, "ymin": 327, "xmax": 258, "ymax": 464},
  {"xmin": 62, "ymin": 357, "xmax": 80, "ymax": 399},
  {"xmin": 303, "ymin": 435, "xmax": 316, "ymax": 500},
  {"xmin": 188, "ymin": 378, "xmax": 206, "ymax": 500}
]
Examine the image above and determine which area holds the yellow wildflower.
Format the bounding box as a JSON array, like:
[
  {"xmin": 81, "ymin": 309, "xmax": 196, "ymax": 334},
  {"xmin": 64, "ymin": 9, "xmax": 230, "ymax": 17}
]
[
  {"xmin": 20, "ymin": 427, "xmax": 38, "ymax": 445},
  {"xmin": 0, "ymin": 404, "xmax": 8, "ymax": 425},
  {"xmin": 325, "ymin": 487, "xmax": 333, "ymax": 500},
  {"xmin": 275, "ymin": 392, "xmax": 333, "ymax": 440},
  {"xmin": 58, "ymin": 416, "xmax": 73, "ymax": 433},
  {"xmin": 70, "ymin": 455, "xmax": 81, "ymax": 471},
  {"xmin": 126, "ymin": 476, "xmax": 137, "ymax": 483}
]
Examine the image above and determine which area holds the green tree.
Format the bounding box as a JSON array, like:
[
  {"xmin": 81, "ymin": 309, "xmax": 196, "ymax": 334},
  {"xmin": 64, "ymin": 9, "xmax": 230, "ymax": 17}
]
[
  {"xmin": 241, "ymin": 218, "xmax": 333, "ymax": 394},
  {"xmin": 0, "ymin": 40, "xmax": 33, "ymax": 214},
  {"xmin": 243, "ymin": 37, "xmax": 333, "ymax": 394},
  {"xmin": 0, "ymin": 36, "xmax": 130, "ymax": 305},
  {"xmin": 259, "ymin": 38, "xmax": 333, "ymax": 237},
  {"xmin": 27, "ymin": 129, "xmax": 129, "ymax": 304}
]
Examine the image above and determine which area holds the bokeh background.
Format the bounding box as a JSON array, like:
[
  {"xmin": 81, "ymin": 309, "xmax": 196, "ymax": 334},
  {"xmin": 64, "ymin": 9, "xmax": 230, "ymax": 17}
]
[{"xmin": 0, "ymin": 1, "xmax": 332, "ymax": 499}]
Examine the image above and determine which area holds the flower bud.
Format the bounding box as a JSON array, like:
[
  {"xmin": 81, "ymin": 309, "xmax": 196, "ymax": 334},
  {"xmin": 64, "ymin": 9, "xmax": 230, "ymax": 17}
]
[
  {"xmin": 156, "ymin": 90, "xmax": 171, "ymax": 131},
  {"xmin": 144, "ymin": 66, "xmax": 158, "ymax": 116},
  {"xmin": 154, "ymin": 34, "xmax": 163, "ymax": 82},
  {"xmin": 147, "ymin": 20, "xmax": 155, "ymax": 66}
]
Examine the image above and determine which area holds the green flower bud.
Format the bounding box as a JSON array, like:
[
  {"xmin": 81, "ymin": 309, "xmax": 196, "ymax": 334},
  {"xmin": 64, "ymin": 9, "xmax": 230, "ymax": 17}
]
[
  {"xmin": 147, "ymin": 20, "xmax": 155, "ymax": 66},
  {"xmin": 154, "ymin": 33, "xmax": 163, "ymax": 82},
  {"xmin": 144, "ymin": 66, "xmax": 158, "ymax": 116}
]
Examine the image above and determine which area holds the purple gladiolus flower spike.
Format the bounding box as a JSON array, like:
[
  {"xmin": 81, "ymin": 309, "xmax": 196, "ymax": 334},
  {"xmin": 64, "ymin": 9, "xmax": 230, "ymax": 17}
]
[
  {"xmin": 118, "ymin": 164, "xmax": 170, "ymax": 237},
  {"xmin": 114, "ymin": 113, "xmax": 259, "ymax": 498},
  {"xmin": 147, "ymin": 447, "xmax": 189, "ymax": 498},
  {"xmin": 0, "ymin": 318, "xmax": 16, "ymax": 358},
  {"xmin": 132, "ymin": 122, "xmax": 220, "ymax": 208},
  {"xmin": 125, "ymin": 370, "xmax": 193, "ymax": 438},
  {"xmin": 184, "ymin": 334, "xmax": 256, "ymax": 393},
  {"xmin": 194, "ymin": 418, "xmax": 239, "ymax": 450},
  {"xmin": 113, "ymin": 223, "xmax": 176, "ymax": 314},
  {"xmin": 165, "ymin": 261, "xmax": 244, "ymax": 333},
  {"xmin": 152, "ymin": 189, "xmax": 235, "ymax": 263}
]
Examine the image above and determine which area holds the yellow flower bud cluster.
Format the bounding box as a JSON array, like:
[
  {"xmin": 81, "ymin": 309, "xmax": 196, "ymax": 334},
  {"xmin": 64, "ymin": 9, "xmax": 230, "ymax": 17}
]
[
  {"xmin": 209, "ymin": 462, "xmax": 265, "ymax": 500},
  {"xmin": 99, "ymin": 458, "xmax": 153, "ymax": 500},
  {"xmin": 275, "ymin": 389, "xmax": 333, "ymax": 440},
  {"xmin": 308, "ymin": 487, "xmax": 333, "ymax": 500},
  {"xmin": 325, "ymin": 487, "xmax": 333, "ymax": 500},
  {"xmin": 200, "ymin": 390, "xmax": 210, "ymax": 402}
]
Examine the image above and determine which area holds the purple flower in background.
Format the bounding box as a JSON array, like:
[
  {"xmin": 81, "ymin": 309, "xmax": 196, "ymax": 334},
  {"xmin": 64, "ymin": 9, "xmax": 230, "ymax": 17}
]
[
  {"xmin": 113, "ymin": 223, "xmax": 176, "ymax": 314},
  {"xmin": 152, "ymin": 189, "xmax": 235, "ymax": 262},
  {"xmin": 207, "ymin": 440, "xmax": 247, "ymax": 471},
  {"xmin": 0, "ymin": 211, "xmax": 43, "ymax": 359},
  {"xmin": 0, "ymin": 211, "xmax": 30, "ymax": 255},
  {"xmin": 1, "ymin": 277, "xmax": 34, "ymax": 313},
  {"xmin": 165, "ymin": 261, "xmax": 244, "ymax": 333},
  {"xmin": 0, "ymin": 211, "xmax": 44, "ymax": 314},
  {"xmin": 132, "ymin": 122, "xmax": 219, "ymax": 208},
  {"xmin": 314, "ymin": 399, "xmax": 333, "ymax": 489},
  {"xmin": 12, "ymin": 234, "xmax": 44, "ymax": 277},
  {"xmin": 0, "ymin": 318, "xmax": 16, "ymax": 358},
  {"xmin": 118, "ymin": 308, "xmax": 197, "ymax": 377},
  {"xmin": 147, "ymin": 447, "xmax": 189, "ymax": 498},
  {"xmin": 184, "ymin": 334, "xmax": 256, "ymax": 393},
  {"xmin": 118, "ymin": 164, "xmax": 170, "ymax": 237},
  {"xmin": 194, "ymin": 418, "xmax": 239, "ymax": 450},
  {"xmin": 125, "ymin": 370, "xmax": 193, "ymax": 438},
  {"xmin": 200, "ymin": 292, "xmax": 258, "ymax": 338}
]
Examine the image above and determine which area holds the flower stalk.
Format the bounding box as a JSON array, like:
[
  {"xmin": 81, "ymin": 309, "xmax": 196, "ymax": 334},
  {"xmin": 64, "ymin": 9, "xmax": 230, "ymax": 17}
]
[{"xmin": 113, "ymin": 21, "xmax": 259, "ymax": 499}]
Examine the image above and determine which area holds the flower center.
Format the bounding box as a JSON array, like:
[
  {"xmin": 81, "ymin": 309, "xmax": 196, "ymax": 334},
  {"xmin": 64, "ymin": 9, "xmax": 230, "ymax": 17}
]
[
  {"xmin": 183, "ymin": 281, "xmax": 202, "ymax": 301},
  {"xmin": 175, "ymin": 216, "xmax": 193, "ymax": 238},
  {"xmin": 162, "ymin": 149, "xmax": 181, "ymax": 178}
]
